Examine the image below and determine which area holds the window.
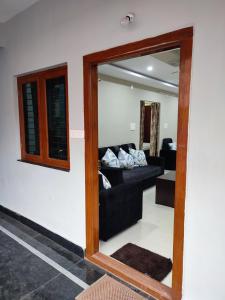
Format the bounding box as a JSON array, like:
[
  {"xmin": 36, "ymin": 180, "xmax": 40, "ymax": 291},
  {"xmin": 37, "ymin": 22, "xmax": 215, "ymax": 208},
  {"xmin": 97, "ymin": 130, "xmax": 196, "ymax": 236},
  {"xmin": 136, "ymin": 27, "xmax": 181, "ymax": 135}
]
[{"xmin": 17, "ymin": 66, "xmax": 70, "ymax": 170}]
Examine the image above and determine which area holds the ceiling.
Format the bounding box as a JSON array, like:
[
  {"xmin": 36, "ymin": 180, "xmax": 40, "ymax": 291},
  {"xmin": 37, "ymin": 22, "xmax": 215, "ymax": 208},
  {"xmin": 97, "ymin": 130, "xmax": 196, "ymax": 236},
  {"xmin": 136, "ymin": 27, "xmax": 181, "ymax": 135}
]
[
  {"xmin": 98, "ymin": 49, "xmax": 180, "ymax": 95},
  {"xmin": 0, "ymin": 0, "xmax": 39, "ymax": 23}
]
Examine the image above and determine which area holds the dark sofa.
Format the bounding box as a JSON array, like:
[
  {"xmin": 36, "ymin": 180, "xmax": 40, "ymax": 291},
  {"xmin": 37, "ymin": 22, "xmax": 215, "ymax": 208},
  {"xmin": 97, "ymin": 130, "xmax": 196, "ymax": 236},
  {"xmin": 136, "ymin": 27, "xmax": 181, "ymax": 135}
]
[
  {"xmin": 159, "ymin": 138, "xmax": 176, "ymax": 170},
  {"xmin": 99, "ymin": 175, "xmax": 143, "ymax": 241},
  {"xmin": 99, "ymin": 143, "xmax": 164, "ymax": 191}
]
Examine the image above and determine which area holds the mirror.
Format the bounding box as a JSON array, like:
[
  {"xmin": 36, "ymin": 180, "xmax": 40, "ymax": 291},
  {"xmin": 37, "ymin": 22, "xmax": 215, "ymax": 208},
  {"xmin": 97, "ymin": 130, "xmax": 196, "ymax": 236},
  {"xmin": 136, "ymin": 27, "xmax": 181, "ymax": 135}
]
[{"xmin": 97, "ymin": 48, "xmax": 180, "ymax": 287}]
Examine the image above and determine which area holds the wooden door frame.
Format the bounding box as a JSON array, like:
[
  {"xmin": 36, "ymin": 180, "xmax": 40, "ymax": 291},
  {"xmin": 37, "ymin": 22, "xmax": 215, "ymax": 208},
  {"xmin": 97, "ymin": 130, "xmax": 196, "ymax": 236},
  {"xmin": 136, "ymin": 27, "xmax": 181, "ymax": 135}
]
[{"xmin": 84, "ymin": 27, "xmax": 193, "ymax": 300}]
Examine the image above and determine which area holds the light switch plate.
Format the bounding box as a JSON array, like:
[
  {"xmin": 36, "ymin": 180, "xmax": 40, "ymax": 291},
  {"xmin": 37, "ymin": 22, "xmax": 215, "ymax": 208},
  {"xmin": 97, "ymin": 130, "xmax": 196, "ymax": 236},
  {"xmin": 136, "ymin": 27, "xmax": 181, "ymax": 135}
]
[
  {"xmin": 130, "ymin": 122, "xmax": 136, "ymax": 131},
  {"xmin": 164, "ymin": 123, "xmax": 168, "ymax": 129}
]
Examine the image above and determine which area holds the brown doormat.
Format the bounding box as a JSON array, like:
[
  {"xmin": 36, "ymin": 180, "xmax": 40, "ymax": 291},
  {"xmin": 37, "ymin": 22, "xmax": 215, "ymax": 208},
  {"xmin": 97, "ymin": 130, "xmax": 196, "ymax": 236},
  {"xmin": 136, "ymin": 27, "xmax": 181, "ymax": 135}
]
[
  {"xmin": 76, "ymin": 275, "xmax": 146, "ymax": 300},
  {"xmin": 111, "ymin": 243, "xmax": 172, "ymax": 282}
]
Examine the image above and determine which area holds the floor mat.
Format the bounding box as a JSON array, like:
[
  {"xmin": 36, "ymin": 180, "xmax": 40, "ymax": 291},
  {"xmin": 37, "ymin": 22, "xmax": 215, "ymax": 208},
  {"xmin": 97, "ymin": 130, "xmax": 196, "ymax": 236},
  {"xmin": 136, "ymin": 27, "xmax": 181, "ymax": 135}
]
[
  {"xmin": 111, "ymin": 243, "xmax": 172, "ymax": 281},
  {"xmin": 76, "ymin": 275, "xmax": 146, "ymax": 300}
]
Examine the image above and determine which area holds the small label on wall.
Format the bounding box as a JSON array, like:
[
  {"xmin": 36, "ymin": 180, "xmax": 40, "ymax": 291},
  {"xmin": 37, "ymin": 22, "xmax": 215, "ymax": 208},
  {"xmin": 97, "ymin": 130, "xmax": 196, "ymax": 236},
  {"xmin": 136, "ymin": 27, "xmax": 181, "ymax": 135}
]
[
  {"xmin": 70, "ymin": 130, "xmax": 84, "ymax": 139},
  {"xmin": 164, "ymin": 123, "xmax": 168, "ymax": 129}
]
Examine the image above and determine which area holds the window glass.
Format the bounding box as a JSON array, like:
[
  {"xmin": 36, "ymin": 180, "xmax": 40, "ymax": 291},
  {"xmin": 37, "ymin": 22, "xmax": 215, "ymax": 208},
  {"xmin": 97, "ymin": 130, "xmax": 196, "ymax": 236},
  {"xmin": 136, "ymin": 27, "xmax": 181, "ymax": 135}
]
[
  {"xmin": 22, "ymin": 82, "xmax": 40, "ymax": 155},
  {"xmin": 46, "ymin": 76, "xmax": 67, "ymax": 160}
]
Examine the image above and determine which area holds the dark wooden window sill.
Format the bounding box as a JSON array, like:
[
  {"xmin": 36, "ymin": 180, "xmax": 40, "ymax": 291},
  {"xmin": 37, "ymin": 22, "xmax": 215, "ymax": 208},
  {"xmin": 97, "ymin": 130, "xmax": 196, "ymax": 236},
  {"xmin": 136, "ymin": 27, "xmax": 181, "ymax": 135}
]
[{"xmin": 17, "ymin": 159, "xmax": 70, "ymax": 172}]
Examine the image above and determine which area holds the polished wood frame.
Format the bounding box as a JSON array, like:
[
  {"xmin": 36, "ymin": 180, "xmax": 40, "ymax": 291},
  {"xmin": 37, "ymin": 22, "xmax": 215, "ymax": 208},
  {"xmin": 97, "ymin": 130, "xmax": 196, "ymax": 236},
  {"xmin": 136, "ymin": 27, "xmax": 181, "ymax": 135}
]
[
  {"xmin": 18, "ymin": 65, "xmax": 70, "ymax": 170},
  {"xmin": 84, "ymin": 27, "xmax": 193, "ymax": 300}
]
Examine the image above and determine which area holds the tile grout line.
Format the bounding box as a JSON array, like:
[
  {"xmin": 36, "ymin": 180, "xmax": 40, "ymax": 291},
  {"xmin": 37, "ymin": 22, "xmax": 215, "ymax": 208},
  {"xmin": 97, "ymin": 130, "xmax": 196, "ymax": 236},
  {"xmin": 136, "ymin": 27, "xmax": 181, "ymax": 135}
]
[
  {"xmin": 20, "ymin": 273, "xmax": 62, "ymax": 300},
  {"xmin": 1, "ymin": 217, "xmax": 85, "ymax": 270},
  {"xmin": 1, "ymin": 218, "xmax": 82, "ymax": 262},
  {"xmin": 0, "ymin": 225, "xmax": 89, "ymax": 290}
]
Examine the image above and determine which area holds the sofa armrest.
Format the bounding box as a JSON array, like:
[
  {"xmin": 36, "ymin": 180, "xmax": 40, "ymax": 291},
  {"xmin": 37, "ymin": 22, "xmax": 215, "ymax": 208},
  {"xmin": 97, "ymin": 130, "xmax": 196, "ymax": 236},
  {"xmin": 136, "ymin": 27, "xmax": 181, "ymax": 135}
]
[
  {"xmin": 100, "ymin": 182, "xmax": 142, "ymax": 210},
  {"xmin": 100, "ymin": 166, "xmax": 124, "ymax": 186},
  {"xmin": 99, "ymin": 181, "xmax": 143, "ymax": 240}
]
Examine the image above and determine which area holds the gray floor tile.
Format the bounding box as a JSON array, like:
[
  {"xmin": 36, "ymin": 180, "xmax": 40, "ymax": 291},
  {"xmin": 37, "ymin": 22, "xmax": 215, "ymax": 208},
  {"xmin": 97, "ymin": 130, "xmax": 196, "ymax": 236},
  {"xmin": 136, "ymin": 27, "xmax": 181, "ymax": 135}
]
[
  {"xmin": 0, "ymin": 220, "xmax": 80, "ymax": 270},
  {"xmin": 0, "ymin": 231, "xmax": 31, "ymax": 261},
  {"xmin": 16, "ymin": 233, "xmax": 81, "ymax": 270},
  {"xmin": 68, "ymin": 260, "xmax": 105, "ymax": 285},
  {"xmin": 0, "ymin": 212, "xmax": 39, "ymax": 238},
  {"xmin": 0, "ymin": 232, "xmax": 59, "ymax": 300},
  {"xmin": 33, "ymin": 234, "xmax": 82, "ymax": 264},
  {"xmin": 0, "ymin": 212, "xmax": 82, "ymax": 270},
  {"xmin": 0, "ymin": 213, "xmax": 154, "ymax": 300},
  {"xmin": 21, "ymin": 274, "xmax": 83, "ymax": 300}
]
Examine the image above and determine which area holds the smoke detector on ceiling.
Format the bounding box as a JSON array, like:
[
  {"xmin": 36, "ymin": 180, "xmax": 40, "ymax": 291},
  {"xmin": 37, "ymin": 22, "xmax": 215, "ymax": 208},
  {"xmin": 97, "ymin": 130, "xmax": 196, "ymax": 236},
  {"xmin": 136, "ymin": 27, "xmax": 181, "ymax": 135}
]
[{"xmin": 120, "ymin": 13, "xmax": 135, "ymax": 26}]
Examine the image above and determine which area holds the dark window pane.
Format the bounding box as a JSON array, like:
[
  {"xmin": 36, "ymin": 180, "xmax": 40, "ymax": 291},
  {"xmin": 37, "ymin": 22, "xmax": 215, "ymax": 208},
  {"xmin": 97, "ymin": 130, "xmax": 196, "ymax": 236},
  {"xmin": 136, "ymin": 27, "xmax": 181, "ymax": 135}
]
[
  {"xmin": 46, "ymin": 76, "xmax": 67, "ymax": 160},
  {"xmin": 22, "ymin": 82, "xmax": 40, "ymax": 155}
]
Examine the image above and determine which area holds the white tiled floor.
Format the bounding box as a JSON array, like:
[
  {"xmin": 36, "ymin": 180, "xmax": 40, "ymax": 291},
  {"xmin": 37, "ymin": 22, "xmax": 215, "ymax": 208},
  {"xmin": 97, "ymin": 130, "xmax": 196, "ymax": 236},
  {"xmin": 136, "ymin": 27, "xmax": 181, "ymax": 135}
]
[{"xmin": 100, "ymin": 186, "xmax": 174, "ymax": 287}]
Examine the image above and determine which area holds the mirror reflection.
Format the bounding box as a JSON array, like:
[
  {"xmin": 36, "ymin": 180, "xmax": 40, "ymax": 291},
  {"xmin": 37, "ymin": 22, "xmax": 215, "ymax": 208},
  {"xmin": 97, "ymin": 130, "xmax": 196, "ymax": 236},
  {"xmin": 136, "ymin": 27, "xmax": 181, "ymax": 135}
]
[{"xmin": 97, "ymin": 48, "xmax": 180, "ymax": 287}]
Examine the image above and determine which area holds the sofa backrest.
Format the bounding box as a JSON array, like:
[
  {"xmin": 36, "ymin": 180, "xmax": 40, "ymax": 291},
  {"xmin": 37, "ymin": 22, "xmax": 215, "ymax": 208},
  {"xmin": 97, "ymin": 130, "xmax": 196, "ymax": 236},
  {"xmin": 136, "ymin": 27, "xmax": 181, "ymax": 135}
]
[
  {"xmin": 161, "ymin": 138, "xmax": 173, "ymax": 150},
  {"xmin": 99, "ymin": 143, "xmax": 136, "ymax": 159}
]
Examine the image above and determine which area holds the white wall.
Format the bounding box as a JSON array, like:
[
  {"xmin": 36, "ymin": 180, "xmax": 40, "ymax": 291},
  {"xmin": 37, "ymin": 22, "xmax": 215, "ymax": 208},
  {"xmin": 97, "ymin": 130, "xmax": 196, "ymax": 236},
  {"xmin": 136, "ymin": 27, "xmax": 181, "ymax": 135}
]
[
  {"xmin": 98, "ymin": 79, "xmax": 178, "ymax": 148},
  {"xmin": 0, "ymin": 1, "xmax": 225, "ymax": 299},
  {"xmin": 0, "ymin": 24, "xmax": 6, "ymax": 47}
]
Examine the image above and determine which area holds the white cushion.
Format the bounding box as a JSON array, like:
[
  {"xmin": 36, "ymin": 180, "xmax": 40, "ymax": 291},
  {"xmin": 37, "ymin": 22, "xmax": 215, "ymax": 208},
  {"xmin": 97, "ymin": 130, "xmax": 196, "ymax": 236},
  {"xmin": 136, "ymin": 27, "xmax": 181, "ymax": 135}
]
[
  {"xmin": 101, "ymin": 148, "xmax": 120, "ymax": 168},
  {"xmin": 168, "ymin": 142, "xmax": 177, "ymax": 150},
  {"xmin": 99, "ymin": 171, "xmax": 111, "ymax": 189},
  {"xmin": 118, "ymin": 148, "xmax": 134, "ymax": 169},
  {"xmin": 129, "ymin": 148, "xmax": 148, "ymax": 166}
]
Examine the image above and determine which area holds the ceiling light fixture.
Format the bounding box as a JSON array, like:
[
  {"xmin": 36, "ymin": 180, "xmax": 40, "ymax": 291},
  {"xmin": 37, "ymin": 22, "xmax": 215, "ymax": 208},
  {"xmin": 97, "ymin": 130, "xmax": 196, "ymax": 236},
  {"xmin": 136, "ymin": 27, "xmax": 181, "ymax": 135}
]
[
  {"xmin": 163, "ymin": 82, "xmax": 176, "ymax": 88},
  {"xmin": 126, "ymin": 70, "xmax": 145, "ymax": 79},
  {"xmin": 147, "ymin": 66, "xmax": 153, "ymax": 71},
  {"xmin": 109, "ymin": 63, "xmax": 178, "ymax": 89}
]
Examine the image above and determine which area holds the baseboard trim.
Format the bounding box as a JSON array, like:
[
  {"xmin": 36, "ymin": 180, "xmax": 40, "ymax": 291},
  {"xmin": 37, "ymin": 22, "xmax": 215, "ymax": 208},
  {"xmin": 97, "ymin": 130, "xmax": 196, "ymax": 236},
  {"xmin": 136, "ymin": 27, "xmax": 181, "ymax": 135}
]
[{"xmin": 0, "ymin": 205, "xmax": 84, "ymax": 258}]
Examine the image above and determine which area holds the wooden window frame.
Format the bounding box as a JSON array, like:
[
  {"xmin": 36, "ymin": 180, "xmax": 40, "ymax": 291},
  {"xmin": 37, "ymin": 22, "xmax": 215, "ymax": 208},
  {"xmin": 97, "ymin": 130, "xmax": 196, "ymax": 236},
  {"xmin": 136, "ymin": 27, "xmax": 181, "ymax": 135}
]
[
  {"xmin": 17, "ymin": 65, "xmax": 70, "ymax": 170},
  {"xmin": 84, "ymin": 27, "xmax": 193, "ymax": 300}
]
